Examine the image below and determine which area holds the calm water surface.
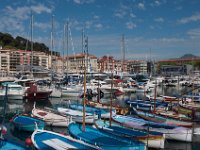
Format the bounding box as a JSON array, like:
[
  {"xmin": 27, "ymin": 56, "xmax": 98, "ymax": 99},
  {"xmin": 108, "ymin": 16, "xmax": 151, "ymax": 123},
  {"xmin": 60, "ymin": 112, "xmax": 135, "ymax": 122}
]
[{"xmin": 1, "ymin": 85, "xmax": 200, "ymax": 150}]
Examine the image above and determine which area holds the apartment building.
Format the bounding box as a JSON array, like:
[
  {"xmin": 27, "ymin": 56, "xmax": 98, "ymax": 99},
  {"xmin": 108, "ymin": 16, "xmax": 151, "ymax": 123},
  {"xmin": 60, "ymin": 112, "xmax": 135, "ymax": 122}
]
[
  {"xmin": 0, "ymin": 49, "xmax": 49, "ymax": 75},
  {"xmin": 65, "ymin": 53, "xmax": 98, "ymax": 73},
  {"xmin": 0, "ymin": 49, "xmax": 10, "ymax": 76},
  {"xmin": 127, "ymin": 60, "xmax": 148, "ymax": 74}
]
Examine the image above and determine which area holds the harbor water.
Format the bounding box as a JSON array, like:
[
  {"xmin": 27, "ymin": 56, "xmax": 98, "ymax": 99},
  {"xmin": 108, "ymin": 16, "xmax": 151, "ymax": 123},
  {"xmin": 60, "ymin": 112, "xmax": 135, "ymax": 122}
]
[{"xmin": 1, "ymin": 85, "xmax": 200, "ymax": 150}]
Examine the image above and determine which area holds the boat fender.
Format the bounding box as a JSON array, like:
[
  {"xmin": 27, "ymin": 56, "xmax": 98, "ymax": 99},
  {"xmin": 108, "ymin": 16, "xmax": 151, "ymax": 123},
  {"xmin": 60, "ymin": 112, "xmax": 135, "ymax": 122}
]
[
  {"xmin": 25, "ymin": 137, "xmax": 33, "ymax": 146},
  {"xmin": 0, "ymin": 126, "xmax": 7, "ymax": 135}
]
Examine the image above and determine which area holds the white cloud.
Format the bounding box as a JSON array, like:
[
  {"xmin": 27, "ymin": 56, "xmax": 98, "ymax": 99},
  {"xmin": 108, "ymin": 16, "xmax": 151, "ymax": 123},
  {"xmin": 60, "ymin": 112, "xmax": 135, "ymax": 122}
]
[
  {"xmin": 3, "ymin": 6, "xmax": 30, "ymax": 20},
  {"xmin": 34, "ymin": 22, "xmax": 51, "ymax": 30},
  {"xmin": 114, "ymin": 9, "xmax": 127, "ymax": 18},
  {"xmin": 138, "ymin": 2, "xmax": 145, "ymax": 10},
  {"xmin": 175, "ymin": 6, "xmax": 182, "ymax": 11},
  {"xmin": 95, "ymin": 23, "xmax": 103, "ymax": 29},
  {"xmin": 73, "ymin": 0, "xmax": 95, "ymax": 5},
  {"xmin": 177, "ymin": 13, "xmax": 200, "ymax": 24},
  {"xmin": 154, "ymin": 17, "xmax": 164, "ymax": 22},
  {"xmin": 85, "ymin": 20, "xmax": 93, "ymax": 29},
  {"xmin": 31, "ymin": 4, "xmax": 52, "ymax": 14},
  {"xmin": 187, "ymin": 28, "xmax": 200, "ymax": 39},
  {"xmin": 93, "ymin": 15, "xmax": 100, "ymax": 19},
  {"xmin": 126, "ymin": 22, "xmax": 136, "ymax": 29},
  {"xmin": 150, "ymin": 0, "xmax": 167, "ymax": 7},
  {"xmin": 155, "ymin": 1, "xmax": 161, "ymax": 6},
  {"xmin": 130, "ymin": 13, "xmax": 136, "ymax": 18}
]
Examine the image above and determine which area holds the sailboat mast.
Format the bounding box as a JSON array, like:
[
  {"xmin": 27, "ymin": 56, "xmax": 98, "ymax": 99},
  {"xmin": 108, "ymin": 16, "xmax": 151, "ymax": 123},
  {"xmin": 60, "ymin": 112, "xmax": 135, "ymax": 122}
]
[
  {"xmin": 30, "ymin": 13, "xmax": 34, "ymax": 76},
  {"xmin": 66, "ymin": 22, "xmax": 69, "ymax": 73},
  {"xmin": 82, "ymin": 64, "xmax": 86, "ymax": 132},
  {"xmin": 121, "ymin": 34, "xmax": 125, "ymax": 73},
  {"xmin": 153, "ymin": 80, "xmax": 157, "ymax": 113},
  {"xmin": 82, "ymin": 32, "xmax": 88, "ymax": 132},
  {"xmin": 51, "ymin": 15, "xmax": 54, "ymax": 76},
  {"xmin": 62, "ymin": 23, "xmax": 66, "ymax": 74},
  {"xmin": 2, "ymin": 85, "xmax": 8, "ymax": 124},
  {"xmin": 109, "ymin": 72, "xmax": 113, "ymax": 126}
]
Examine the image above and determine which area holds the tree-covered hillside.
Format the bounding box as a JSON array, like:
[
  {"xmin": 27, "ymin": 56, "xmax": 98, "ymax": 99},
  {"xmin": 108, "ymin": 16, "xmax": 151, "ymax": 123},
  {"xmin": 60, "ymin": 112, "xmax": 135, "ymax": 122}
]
[{"xmin": 0, "ymin": 32, "xmax": 60, "ymax": 56}]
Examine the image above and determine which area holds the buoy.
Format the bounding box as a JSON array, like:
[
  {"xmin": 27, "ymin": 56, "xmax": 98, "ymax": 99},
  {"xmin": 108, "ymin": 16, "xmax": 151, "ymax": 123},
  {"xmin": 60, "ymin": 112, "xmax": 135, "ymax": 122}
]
[
  {"xmin": 60, "ymin": 132, "xmax": 65, "ymax": 135},
  {"xmin": 1, "ymin": 126, "xmax": 7, "ymax": 135},
  {"xmin": 25, "ymin": 137, "xmax": 33, "ymax": 146}
]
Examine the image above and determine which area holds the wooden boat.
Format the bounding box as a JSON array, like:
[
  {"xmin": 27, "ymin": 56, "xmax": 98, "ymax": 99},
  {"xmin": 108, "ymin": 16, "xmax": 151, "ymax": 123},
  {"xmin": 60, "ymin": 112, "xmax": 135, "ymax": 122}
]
[
  {"xmin": 57, "ymin": 107, "xmax": 97, "ymax": 124},
  {"xmin": 126, "ymin": 99, "xmax": 168, "ymax": 112},
  {"xmin": 94, "ymin": 119, "xmax": 165, "ymax": 149},
  {"xmin": 68, "ymin": 122, "xmax": 146, "ymax": 150},
  {"xmin": 31, "ymin": 104, "xmax": 71, "ymax": 127},
  {"xmin": 86, "ymin": 100, "xmax": 129, "ymax": 115},
  {"xmin": 69, "ymin": 104, "xmax": 116, "ymax": 119},
  {"xmin": 31, "ymin": 129, "xmax": 99, "ymax": 150},
  {"xmin": 134, "ymin": 109, "xmax": 195, "ymax": 127},
  {"xmin": 11, "ymin": 114, "xmax": 45, "ymax": 132},
  {"xmin": 112, "ymin": 115, "xmax": 199, "ymax": 142},
  {"xmin": 178, "ymin": 101, "xmax": 200, "ymax": 119}
]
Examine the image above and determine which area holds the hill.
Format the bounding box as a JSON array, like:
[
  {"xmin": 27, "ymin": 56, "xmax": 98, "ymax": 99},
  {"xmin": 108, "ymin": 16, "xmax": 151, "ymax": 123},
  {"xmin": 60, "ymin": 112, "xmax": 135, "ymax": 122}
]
[
  {"xmin": 0, "ymin": 32, "xmax": 60, "ymax": 56},
  {"xmin": 180, "ymin": 54, "xmax": 199, "ymax": 59}
]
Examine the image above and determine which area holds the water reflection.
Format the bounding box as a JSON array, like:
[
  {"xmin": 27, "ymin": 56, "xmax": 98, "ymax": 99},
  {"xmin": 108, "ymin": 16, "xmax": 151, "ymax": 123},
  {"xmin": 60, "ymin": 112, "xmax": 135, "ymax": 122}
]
[{"xmin": 1, "ymin": 84, "xmax": 199, "ymax": 150}]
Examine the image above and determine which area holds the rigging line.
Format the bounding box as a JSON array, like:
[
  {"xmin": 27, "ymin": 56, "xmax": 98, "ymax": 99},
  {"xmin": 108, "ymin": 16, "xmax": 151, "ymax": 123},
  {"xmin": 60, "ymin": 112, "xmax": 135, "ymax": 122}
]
[{"xmin": 68, "ymin": 26, "xmax": 76, "ymax": 57}]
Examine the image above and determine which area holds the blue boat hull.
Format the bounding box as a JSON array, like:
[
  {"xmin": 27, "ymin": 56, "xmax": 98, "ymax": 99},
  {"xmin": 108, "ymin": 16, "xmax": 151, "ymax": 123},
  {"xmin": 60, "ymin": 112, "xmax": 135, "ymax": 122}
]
[
  {"xmin": 31, "ymin": 129, "xmax": 97, "ymax": 150},
  {"xmin": 12, "ymin": 115, "xmax": 45, "ymax": 132},
  {"xmin": 68, "ymin": 122, "xmax": 146, "ymax": 150}
]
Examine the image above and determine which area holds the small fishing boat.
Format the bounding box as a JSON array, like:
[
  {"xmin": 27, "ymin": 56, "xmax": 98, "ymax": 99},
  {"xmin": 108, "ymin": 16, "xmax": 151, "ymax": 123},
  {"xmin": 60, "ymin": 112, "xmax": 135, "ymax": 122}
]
[
  {"xmin": 57, "ymin": 107, "xmax": 98, "ymax": 124},
  {"xmin": 69, "ymin": 104, "xmax": 116, "ymax": 119},
  {"xmin": 134, "ymin": 109, "xmax": 194, "ymax": 127},
  {"xmin": 11, "ymin": 114, "xmax": 45, "ymax": 132},
  {"xmin": 31, "ymin": 129, "xmax": 99, "ymax": 150},
  {"xmin": 178, "ymin": 100, "xmax": 200, "ymax": 119},
  {"xmin": 86, "ymin": 99, "xmax": 129, "ymax": 115},
  {"xmin": 31, "ymin": 104, "xmax": 71, "ymax": 127},
  {"xmin": 68, "ymin": 122, "xmax": 146, "ymax": 150},
  {"xmin": 94, "ymin": 119, "xmax": 165, "ymax": 149},
  {"xmin": 112, "ymin": 115, "xmax": 200, "ymax": 142}
]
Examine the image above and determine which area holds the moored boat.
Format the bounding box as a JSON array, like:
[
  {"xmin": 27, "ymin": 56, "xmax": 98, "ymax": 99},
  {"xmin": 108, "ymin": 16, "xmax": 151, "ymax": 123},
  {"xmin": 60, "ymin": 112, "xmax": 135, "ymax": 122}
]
[
  {"xmin": 94, "ymin": 119, "xmax": 165, "ymax": 149},
  {"xmin": 69, "ymin": 104, "xmax": 116, "ymax": 119},
  {"xmin": 68, "ymin": 122, "xmax": 146, "ymax": 150},
  {"xmin": 24, "ymin": 83, "xmax": 52, "ymax": 101},
  {"xmin": 112, "ymin": 115, "xmax": 199, "ymax": 142},
  {"xmin": 31, "ymin": 104, "xmax": 71, "ymax": 127},
  {"xmin": 11, "ymin": 114, "xmax": 45, "ymax": 132},
  {"xmin": 31, "ymin": 129, "xmax": 99, "ymax": 150},
  {"xmin": 57, "ymin": 107, "xmax": 97, "ymax": 124}
]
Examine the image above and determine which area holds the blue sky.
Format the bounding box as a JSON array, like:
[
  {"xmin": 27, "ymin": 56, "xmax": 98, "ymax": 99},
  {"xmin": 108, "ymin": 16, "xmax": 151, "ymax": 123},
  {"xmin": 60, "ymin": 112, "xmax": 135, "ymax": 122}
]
[{"xmin": 0, "ymin": 0, "xmax": 200, "ymax": 60}]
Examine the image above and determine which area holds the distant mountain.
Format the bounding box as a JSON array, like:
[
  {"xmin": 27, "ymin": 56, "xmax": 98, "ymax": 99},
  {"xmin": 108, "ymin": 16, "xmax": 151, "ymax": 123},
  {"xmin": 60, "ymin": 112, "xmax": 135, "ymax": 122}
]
[{"xmin": 180, "ymin": 54, "xmax": 199, "ymax": 59}]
